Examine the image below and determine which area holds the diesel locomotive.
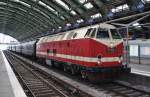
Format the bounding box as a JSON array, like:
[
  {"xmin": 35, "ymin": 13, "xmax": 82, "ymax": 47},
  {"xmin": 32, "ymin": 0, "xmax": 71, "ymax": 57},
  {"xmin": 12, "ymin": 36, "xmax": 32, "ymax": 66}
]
[{"xmin": 8, "ymin": 23, "xmax": 130, "ymax": 81}]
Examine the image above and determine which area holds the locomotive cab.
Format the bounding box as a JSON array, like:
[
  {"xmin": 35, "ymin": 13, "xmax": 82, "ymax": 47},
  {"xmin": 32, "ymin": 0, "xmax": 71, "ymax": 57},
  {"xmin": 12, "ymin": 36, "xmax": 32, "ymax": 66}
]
[
  {"xmin": 83, "ymin": 26, "xmax": 130, "ymax": 81},
  {"xmin": 85, "ymin": 27, "xmax": 125, "ymax": 66}
]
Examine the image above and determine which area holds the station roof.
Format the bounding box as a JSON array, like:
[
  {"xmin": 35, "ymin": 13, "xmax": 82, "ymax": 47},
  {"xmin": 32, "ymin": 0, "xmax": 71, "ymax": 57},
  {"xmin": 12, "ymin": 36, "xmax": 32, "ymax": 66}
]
[{"xmin": 0, "ymin": 0, "xmax": 150, "ymax": 41}]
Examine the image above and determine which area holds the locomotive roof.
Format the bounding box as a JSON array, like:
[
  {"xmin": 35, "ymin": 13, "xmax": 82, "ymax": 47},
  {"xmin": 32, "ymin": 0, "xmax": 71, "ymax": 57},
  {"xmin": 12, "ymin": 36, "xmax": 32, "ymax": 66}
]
[
  {"xmin": 42, "ymin": 23, "xmax": 116, "ymax": 37},
  {"xmin": 37, "ymin": 23, "xmax": 116, "ymax": 44}
]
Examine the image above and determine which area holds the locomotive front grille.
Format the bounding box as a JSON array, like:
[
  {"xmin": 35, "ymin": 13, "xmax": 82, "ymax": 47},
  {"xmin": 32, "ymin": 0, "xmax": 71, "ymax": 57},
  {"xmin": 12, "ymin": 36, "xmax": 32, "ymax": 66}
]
[{"xmin": 107, "ymin": 47, "xmax": 116, "ymax": 53}]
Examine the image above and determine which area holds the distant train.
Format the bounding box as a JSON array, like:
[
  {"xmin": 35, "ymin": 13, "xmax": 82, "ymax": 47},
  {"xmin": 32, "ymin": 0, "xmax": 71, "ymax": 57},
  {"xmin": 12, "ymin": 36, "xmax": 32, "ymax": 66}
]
[{"xmin": 8, "ymin": 23, "xmax": 130, "ymax": 81}]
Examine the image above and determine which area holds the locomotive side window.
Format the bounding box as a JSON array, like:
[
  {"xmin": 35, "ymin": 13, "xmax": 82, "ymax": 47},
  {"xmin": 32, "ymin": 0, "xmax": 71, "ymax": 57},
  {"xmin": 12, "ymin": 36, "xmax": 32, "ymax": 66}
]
[
  {"xmin": 110, "ymin": 29, "xmax": 121, "ymax": 39},
  {"xmin": 91, "ymin": 28, "xmax": 96, "ymax": 38},
  {"xmin": 66, "ymin": 32, "xmax": 75, "ymax": 39},
  {"xmin": 73, "ymin": 33, "xmax": 77, "ymax": 38},
  {"xmin": 96, "ymin": 28, "xmax": 109, "ymax": 39},
  {"xmin": 60, "ymin": 33, "xmax": 66, "ymax": 40},
  {"xmin": 85, "ymin": 28, "xmax": 93, "ymax": 37}
]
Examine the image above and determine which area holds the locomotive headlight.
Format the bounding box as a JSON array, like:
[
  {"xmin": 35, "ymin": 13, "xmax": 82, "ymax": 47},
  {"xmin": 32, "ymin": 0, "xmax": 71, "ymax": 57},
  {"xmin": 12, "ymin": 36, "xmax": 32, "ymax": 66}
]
[
  {"xmin": 97, "ymin": 61, "xmax": 101, "ymax": 64},
  {"xmin": 110, "ymin": 43, "xmax": 114, "ymax": 48},
  {"xmin": 118, "ymin": 55, "xmax": 123, "ymax": 63},
  {"xmin": 97, "ymin": 55, "xmax": 102, "ymax": 65}
]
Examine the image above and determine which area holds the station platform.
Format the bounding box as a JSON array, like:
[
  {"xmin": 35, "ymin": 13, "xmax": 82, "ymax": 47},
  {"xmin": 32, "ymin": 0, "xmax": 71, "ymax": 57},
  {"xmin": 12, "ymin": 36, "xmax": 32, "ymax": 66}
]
[
  {"xmin": 130, "ymin": 63, "xmax": 150, "ymax": 77},
  {"xmin": 0, "ymin": 50, "xmax": 26, "ymax": 97}
]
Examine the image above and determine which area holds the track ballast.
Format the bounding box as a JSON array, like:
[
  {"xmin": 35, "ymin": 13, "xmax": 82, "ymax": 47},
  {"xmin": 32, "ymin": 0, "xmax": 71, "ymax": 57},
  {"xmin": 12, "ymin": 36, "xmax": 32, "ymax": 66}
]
[
  {"xmin": 4, "ymin": 51, "xmax": 150, "ymax": 97},
  {"xmin": 4, "ymin": 51, "xmax": 90, "ymax": 97}
]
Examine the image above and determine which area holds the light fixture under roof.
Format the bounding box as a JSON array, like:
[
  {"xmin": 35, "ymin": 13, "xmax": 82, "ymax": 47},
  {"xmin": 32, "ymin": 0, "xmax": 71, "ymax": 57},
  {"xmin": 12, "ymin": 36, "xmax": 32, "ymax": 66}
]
[
  {"xmin": 132, "ymin": 23, "xmax": 141, "ymax": 28},
  {"xmin": 84, "ymin": 2, "xmax": 93, "ymax": 9},
  {"xmin": 77, "ymin": 19, "xmax": 84, "ymax": 23},
  {"xmin": 133, "ymin": 23, "xmax": 140, "ymax": 26},
  {"xmin": 66, "ymin": 23, "xmax": 71, "ymax": 26},
  {"xmin": 111, "ymin": 4, "xmax": 129, "ymax": 13},
  {"xmin": 58, "ymin": 26, "xmax": 62, "ymax": 29},
  {"xmin": 91, "ymin": 13, "xmax": 102, "ymax": 19},
  {"xmin": 145, "ymin": 0, "xmax": 150, "ymax": 2},
  {"xmin": 111, "ymin": 8, "xmax": 115, "ymax": 13}
]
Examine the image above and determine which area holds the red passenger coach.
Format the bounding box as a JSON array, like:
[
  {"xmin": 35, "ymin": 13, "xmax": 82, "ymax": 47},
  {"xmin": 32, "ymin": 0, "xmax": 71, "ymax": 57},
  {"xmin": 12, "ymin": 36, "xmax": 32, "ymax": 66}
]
[{"xmin": 36, "ymin": 23, "xmax": 130, "ymax": 81}]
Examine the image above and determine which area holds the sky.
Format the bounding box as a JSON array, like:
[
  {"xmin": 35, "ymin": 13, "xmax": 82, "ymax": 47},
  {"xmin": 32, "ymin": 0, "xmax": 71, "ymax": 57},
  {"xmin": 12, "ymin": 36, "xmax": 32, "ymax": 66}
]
[{"xmin": 0, "ymin": 33, "xmax": 18, "ymax": 50}]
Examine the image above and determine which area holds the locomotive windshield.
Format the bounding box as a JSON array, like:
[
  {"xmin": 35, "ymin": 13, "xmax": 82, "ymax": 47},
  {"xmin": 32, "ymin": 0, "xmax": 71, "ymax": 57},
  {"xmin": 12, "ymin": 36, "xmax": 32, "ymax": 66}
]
[
  {"xmin": 110, "ymin": 29, "xmax": 121, "ymax": 39},
  {"xmin": 96, "ymin": 28, "xmax": 109, "ymax": 39}
]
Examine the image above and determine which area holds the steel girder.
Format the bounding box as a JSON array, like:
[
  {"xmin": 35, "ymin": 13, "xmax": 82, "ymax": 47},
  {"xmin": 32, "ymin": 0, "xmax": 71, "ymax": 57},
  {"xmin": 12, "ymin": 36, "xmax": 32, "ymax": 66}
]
[
  {"xmin": 0, "ymin": 0, "xmax": 60, "ymax": 40},
  {"xmin": 0, "ymin": 8, "xmax": 48, "ymax": 37},
  {"xmin": 0, "ymin": 0, "xmax": 146, "ymax": 41},
  {"xmin": 0, "ymin": 15, "xmax": 41, "ymax": 37}
]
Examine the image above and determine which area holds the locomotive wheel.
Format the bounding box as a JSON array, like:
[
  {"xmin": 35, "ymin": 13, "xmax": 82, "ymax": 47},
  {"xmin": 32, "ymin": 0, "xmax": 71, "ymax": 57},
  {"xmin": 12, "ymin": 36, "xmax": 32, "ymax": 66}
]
[
  {"xmin": 87, "ymin": 74, "xmax": 101, "ymax": 83},
  {"xmin": 46, "ymin": 59, "xmax": 53, "ymax": 67},
  {"xmin": 63, "ymin": 65, "xmax": 67, "ymax": 72},
  {"xmin": 70, "ymin": 67, "xmax": 75, "ymax": 75},
  {"xmin": 81, "ymin": 71, "xmax": 87, "ymax": 79}
]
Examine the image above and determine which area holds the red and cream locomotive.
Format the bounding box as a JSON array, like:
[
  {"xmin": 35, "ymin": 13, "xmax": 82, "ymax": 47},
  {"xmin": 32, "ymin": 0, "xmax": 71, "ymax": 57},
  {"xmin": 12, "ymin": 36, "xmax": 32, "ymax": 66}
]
[{"xmin": 36, "ymin": 23, "xmax": 130, "ymax": 81}]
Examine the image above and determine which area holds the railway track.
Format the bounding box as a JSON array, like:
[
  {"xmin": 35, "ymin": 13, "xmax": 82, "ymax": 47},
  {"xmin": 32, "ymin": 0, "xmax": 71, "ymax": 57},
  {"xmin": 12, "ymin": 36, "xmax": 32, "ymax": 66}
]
[
  {"xmin": 4, "ymin": 51, "xmax": 150, "ymax": 97},
  {"xmin": 4, "ymin": 52, "xmax": 90, "ymax": 97},
  {"xmin": 87, "ymin": 82, "xmax": 150, "ymax": 97}
]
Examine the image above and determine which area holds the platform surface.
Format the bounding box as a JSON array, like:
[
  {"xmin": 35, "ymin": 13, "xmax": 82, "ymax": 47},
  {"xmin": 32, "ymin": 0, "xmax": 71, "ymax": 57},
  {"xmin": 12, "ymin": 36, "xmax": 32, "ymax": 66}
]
[
  {"xmin": 0, "ymin": 50, "xmax": 26, "ymax": 97},
  {"xmin": 130, "ymin": 63, "xmax": 150, "ymax": 77}
]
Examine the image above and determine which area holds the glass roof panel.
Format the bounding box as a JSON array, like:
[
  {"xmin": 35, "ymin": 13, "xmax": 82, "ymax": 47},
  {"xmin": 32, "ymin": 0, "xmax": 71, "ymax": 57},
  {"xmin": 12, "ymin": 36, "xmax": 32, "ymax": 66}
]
[
  {"xmin": 55, "ymin": 0, "xmax": 70, "ymax": 10},
  {"xmin": 78, "ymin": 0, "xmax": 86, "ymax": 4},
  {"xmin": 0, "ymin": 2, "xmax": 7, "ymax": 5},
  {"xmin": 70, "ymin": 10, "xmax": 77, "ymax": 15},
  {"xmin": 31, "ymin": 0, "xmax": 37, "ymax": 2},
  {"xmin": 11, "ymin": 0, "xmax": 19, "ymax": 2},
  {"xmin": 33, "ymin": 7, "xmax": 49, "ymax": 19},
  {"xmin": 38, "ymin": 1, "xmax": 56, "ymax": 12},
  {"xmin": 17, "ymin": 0, "xmax": 31, "ymax": 7},
  {"xmin": 84, "ymin": 2, "xmax": 93, "ymax": 9},
  {"xmin": 39, "ymin": 1, "xmax": 47, "ymax": 7},
  {"xmin": 47, "ymin": 6, "xmax": 56, "ymax": 12},
  {"xmin": 60, "ymin": 16, "xmax": 65, "ymax": 20}
]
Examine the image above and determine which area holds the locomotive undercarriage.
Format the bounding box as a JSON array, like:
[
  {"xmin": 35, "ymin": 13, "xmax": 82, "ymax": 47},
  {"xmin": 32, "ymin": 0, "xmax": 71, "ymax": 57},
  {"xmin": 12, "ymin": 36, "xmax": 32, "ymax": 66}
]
[{"xmin": 46, "ymin": 59, "xmax": 131, "ymax": 82}]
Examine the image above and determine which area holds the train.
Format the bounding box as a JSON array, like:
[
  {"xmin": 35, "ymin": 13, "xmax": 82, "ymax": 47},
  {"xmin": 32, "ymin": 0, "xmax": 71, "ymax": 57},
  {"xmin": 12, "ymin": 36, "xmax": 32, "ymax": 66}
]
[{"xmin": 8, "ymin": 23, "xmax": 131, "ymax": 82}]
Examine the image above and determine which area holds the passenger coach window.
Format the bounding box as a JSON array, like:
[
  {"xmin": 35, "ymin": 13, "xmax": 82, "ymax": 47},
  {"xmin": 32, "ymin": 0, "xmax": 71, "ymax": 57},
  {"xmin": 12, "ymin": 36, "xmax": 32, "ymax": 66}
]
[
  {"xmin": 96, "ymin": 28, "xmax": 109, "ymax": 38},
  {"xmin": 110, "ymin": 29, "xmax": 121, "ymax": 39}
]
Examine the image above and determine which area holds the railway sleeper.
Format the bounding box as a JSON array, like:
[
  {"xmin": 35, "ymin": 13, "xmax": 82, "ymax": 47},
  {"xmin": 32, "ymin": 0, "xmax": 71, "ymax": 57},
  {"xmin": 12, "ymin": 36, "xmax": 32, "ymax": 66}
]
[
  {"xmin": 35, "ymin": 92, "xmax": 58, "ymax": 97},
  {"xmin": 28, "ymin": 85, "xmax": 47, "ymax": 88},
  {"xmin": 26, "ymin": 81, "xmax": 43, "ymax": 84},
  {"xmin": 31, "ymin": 87, "xmax": 51, "ymax": 91},
  {"xmin": 34, "ymin": 89, "xmax": 54, "ymax": 94}
]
